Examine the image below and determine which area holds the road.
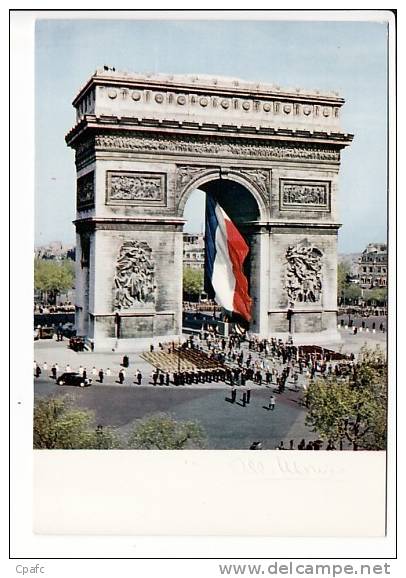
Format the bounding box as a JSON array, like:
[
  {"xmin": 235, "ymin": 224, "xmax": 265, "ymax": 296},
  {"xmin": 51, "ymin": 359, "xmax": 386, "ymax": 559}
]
[{"xmin": 34, "ymin": 376, "xmax": 314, "ymax": 450}]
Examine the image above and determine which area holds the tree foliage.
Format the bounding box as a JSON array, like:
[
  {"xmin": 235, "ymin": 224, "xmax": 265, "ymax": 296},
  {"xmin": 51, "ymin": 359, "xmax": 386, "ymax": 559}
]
[
  {"xmin": 34, "ymin": 258, "xmax": 75, "ymax": 300},
  {"xmin": 364, "ymin": 287, "xmax": 387, "ymax": 305},
  {"xmin": 183, "ymin": 267, "xmax": 204, "ymax": 299},
  {"xmin": 33, "ymin": 397, "xmax": 120, "ymax": 449},
  {"xmin": 33, "ymin": 399, "xmax": 206, "ymax": 450},
  {"xmin": 337, "ymin": 262, "xmax": 351, "ymax": 296},
  {"xmin": 342, "ymin": 284, "xmax": 361, "ymax": 302},
  {"xmin": 127, "ymin": 413, "xmax": 206, "ymax": 449},
  {"xmin": 304, "ymin": 345, "xmax": 387, "ymax": 450},
  {"xmin": 337, "ymin": 262, "xmax": 362, "ymax": 304}
]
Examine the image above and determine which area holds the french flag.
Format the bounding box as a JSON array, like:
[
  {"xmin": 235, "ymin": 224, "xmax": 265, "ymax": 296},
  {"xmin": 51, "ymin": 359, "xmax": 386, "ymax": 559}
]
[{"xmin": 205, "ymin": 196, "xmax": 252, "ymax": 322}]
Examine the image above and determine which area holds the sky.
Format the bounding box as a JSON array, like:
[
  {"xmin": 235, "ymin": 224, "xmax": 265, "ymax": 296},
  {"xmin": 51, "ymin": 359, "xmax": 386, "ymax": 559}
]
[{"xmin": 35, "ymin": 17, "xmax": 388, "ymax": 253}]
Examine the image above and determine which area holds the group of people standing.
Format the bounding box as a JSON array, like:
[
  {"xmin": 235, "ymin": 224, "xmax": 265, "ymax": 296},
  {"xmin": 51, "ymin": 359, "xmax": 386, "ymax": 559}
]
[{"xmin": 33, "ymin": 359, "xmax": 144, "ymax": 386}]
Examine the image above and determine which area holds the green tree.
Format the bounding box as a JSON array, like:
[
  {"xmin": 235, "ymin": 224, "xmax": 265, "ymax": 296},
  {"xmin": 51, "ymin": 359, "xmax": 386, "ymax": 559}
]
[
  {"xmin": 183, "ymin": 267, "xmax": 204, "ymax": 300},
  {"xmin": 127, "ymin": 413, "xmax": 206, "ymax": 449},
  {"xmin": 304, "ymin": 346, "xmax": 387, "ymax": 450},
  {"xmin": 342, "ymin": 284, "xmax": 361, "ymax": 303},
  {"xmin": 337, "ymin": 262, "xmax": 351, "ymax": 297},
  {"xmin": 34, "ymin": 258, "xmax": 75, "ymax": 303},
  {"xmin": 365, "ymin": 287, "xmax": 387, "ymax": 305},
  {"xmin": 33, "ymin": 397, "xmax": 121, "ymax": 449}
]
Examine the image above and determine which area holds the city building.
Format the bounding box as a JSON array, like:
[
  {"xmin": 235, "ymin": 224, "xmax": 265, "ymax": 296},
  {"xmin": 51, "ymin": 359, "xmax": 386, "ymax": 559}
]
[
  {"xmin": 358, "ymin": 243, "xmax": 387, "ymax": 288},
  {"xmin": 183, "ymin": 233, "xmax": 205, "ymax": 270},
  {"xmin": 35, "ymin": 241, "xmax": 75, "ymax": 261}
]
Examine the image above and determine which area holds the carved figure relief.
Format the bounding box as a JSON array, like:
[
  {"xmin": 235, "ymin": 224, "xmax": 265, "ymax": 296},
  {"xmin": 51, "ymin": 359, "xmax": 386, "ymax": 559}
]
[
  {"xmin": 176, "ymin": 165, "xmax": 212, "ymax": 192},
  {"xmin": 280, "ymin": 180, "xmax": 330, "ymax": 211},
  {"xmin": 77, "ymin": 171, "xmax": 95, "ymax": 210},
  {"xmin": 285, "ymin": 242, "xmax": 323, "ymax": 306},
  {"xmin": 94, "ymin": 133, "xmax": 340, "ymax": 163},
  {"xmin": 175, "ymin": 165, "xmax": 270, "ymax": 207},
  {"xmin": 113, "ymin": 241, "xmax": 156, "ymax": 310},
  {"xmin": 106, "ymin": 171, "xmax": 166, "ymax": 206},
  {"xmin": 231, "ymin": 168, "xmax": 269, "ymax": 200}
]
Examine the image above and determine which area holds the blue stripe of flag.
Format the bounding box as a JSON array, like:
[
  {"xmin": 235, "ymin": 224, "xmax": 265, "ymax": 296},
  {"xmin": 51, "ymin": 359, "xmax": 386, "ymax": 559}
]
[{"xmin": 204, "ymin": 195, "xmax": 218, "ymax": 297}]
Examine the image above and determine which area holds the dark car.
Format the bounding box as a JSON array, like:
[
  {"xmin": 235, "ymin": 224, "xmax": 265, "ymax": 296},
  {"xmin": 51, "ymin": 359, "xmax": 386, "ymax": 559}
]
[
  {"xmin": 56, "ymin": 372, "xmax": 92, "ymax": 387},
  {"xmin": 62, "ymin": 322, "xmax": 76, "ymax": 337}
]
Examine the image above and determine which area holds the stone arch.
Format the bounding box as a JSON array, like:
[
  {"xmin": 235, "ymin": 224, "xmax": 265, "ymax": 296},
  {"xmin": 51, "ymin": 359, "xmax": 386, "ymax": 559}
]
[{"xmin": 176, "ymin": 166, "xmax": 270, "ymax": 222}]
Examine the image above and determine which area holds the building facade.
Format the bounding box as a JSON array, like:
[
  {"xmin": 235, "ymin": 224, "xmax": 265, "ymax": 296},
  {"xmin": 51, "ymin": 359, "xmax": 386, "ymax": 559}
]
[
  {"xmin": 183, "ymin": 233, "xmax": 205, "ymax": 270},
  {"xmin": 358, "ymin": 243, "xmax": 387, "ymax": 289},
  {"xmin": 66, "ymin": 69, "xmax": 353, "ymax": 350}
]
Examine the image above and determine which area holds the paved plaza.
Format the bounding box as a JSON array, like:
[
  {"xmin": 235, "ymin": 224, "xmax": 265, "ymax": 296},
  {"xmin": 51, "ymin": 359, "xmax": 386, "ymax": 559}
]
[
  {"xmin": 33, "ymin": 326, "xmax": 385, "ymax": 450},
  {"xmin": 34, "ymin": 377, "xmax": 311, "ymax": 450}
]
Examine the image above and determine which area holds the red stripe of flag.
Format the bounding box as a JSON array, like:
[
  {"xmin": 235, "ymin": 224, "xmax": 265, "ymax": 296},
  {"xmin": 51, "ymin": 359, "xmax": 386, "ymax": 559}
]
[{"xmin": 224, "ymin": 218, "xmax": 252, "ymax": 322}]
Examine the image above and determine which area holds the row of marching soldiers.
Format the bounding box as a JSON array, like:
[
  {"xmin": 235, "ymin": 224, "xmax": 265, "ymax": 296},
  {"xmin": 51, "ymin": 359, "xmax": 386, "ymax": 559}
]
[{"xmin": 152, "ymin": 365, "xmax": 289, "ymax": 387}]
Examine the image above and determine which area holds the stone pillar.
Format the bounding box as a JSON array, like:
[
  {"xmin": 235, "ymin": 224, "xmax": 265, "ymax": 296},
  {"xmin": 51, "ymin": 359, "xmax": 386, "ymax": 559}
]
[{"xmin": 267, "ymin": 225, "xmax": 340, "ymax": 344}]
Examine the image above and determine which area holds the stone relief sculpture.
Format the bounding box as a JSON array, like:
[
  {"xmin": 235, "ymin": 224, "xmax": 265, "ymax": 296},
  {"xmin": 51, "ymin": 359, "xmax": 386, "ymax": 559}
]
[
  {"xmin": 114, "ymin": 241, "xmax": 155, "ymax": 310},
  {"xmin": 282, "ymin": 182, "xmax": 328, "ymax": 206},
  {"xmin": 176, "ymin": 165, "xmax": 211, "ymax": 192},
  {"xmin": 285, "ymin": 243, "xmax": 323, "ymax": 306},
  {"xmin": 109, "ymin": 173, "xmax": 163, "ymax": 202},
  {"xmin": 77, "ymin": 171, "xmax": 95, "ymax": 210},
  {"xmin": 232, "ymin": 168, "xmax": 269, "ymax": 199},
  {"xmin": 94, "ymin": 133, "xmax": 340, "ymax": 163}
]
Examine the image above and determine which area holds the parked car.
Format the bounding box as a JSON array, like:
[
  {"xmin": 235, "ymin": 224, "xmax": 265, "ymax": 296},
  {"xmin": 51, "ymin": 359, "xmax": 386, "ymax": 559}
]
[
  {"xmin": 62, "ymin": 322, "xmax": 76, "ymax": 337},
  {"xmin": 56, "ymin": 372, "xmax": 92, "ymax": 387},
  {"xmin": 39, "ymin": 326, "xmax": 54, "ymax": 339}
]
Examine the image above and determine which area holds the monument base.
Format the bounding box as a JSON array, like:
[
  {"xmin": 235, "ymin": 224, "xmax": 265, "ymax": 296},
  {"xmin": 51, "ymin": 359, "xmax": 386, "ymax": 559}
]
[
  {"xmin": 89, "ymin": 334, "xmax": 183, "ymax": 353},
  {"xmin": 268, "ymin": 329, "xmax": 343, "ymax": 347}
]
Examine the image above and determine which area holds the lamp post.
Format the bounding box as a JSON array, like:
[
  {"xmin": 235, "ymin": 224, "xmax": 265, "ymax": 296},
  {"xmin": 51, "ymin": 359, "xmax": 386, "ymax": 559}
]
[{"xmin": 177, "ymin": 337, "xmax": 181, "ymax": 374}]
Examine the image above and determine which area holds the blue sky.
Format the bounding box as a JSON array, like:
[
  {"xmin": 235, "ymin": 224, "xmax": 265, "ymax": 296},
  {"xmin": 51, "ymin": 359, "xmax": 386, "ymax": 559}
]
[{"xmin": 35, "ymin": 18, "xmax": 388, "ymax": 253}]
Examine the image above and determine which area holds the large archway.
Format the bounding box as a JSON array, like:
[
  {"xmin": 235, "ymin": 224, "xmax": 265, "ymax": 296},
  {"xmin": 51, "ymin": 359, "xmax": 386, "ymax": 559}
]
[
  {"xmin": 182, "ymin": 177, "xmax": 266, "ymax": 333},
  {"xmin": 66, "ymin": 69, "xmax": 352, "ymax": 350}
]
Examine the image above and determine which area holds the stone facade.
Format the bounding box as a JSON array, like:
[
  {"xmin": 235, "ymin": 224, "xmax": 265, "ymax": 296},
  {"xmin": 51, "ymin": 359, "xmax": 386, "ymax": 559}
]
[
  {"xmin": 358, "ymin": 243, "xmax": 387, "ymax": 288},
  {"xmin": 66, "ymin": 70, "xmax": 353, "ymax": 349}
]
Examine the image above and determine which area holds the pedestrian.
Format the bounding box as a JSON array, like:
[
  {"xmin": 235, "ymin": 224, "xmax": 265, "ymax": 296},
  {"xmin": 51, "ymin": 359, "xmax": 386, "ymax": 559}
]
[
  {"xmin": 159, "ymin": 373, "xmax": 164, "ymax": 386},
  {"xmin": 277, "ymin": 441, "xmax": 285, "ymax": 450},
  {"xmin": 122, "ymin": 355, "xmax": 129, "ymax": 368},
  {"xmin": 231, "ymin": 388, "xmax": 237, "ymax": 403},
  {"xmin": 326, "ymin": 440, "xmax": 336, "ymax": 450},
  {"xmin": 137, "ymin": 370, "xmax": 142, "ymax": 385},
  {"xmin": 118, "ymin": 369, "xmax": 125, "ymax": 384},
  {"xmin": 165, "ymin": 373, "xmax": 170, "ymax": 386},
  {"xmin": 242, "ymin": 391, "xmax": 247, "ymax": 407},
  {"xmin": 43, "ymin": 361, "xmax": 48, "ymax": 372},
  {"xmin": 305, "ymin": 441, "xmax": 314, "ymax": 450},
  {"xmin": 83, "ymin": 368, "xmax": 87, "ymax": 381},
  {"xmin": 152, "ymin": 371, "xmax": 158, "ymax": 385},
  {"xmin": 246, "ymin": 389, "xmax": 251, "ymax": 404},
  {"xmin": 98, "ymin": 369, "xmax": 104, "ymax": 383},
  {"xmin": 92, "ymin": 366, "xmax": 97, "ymax": 377},
  {"xmin": 51, "ymin": 365, "xmax": 57, "ymax": 379},
  {"xmin": 35, "ymin": 363, "xmax": 41, "ymax": 378},
  {"xmin": 268, "ymin": 395, "xmax": 276, "ymax": 411},
  {"xmin": 298, "ymin": 439, "xmax": 305, "ymax": 450}
]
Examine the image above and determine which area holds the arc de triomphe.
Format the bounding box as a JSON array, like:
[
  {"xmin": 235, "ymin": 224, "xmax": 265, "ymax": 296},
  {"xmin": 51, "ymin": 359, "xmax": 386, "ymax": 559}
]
[{"xmin": 66, "ymin": 69, "xmax": 353, "ymax": 351}]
